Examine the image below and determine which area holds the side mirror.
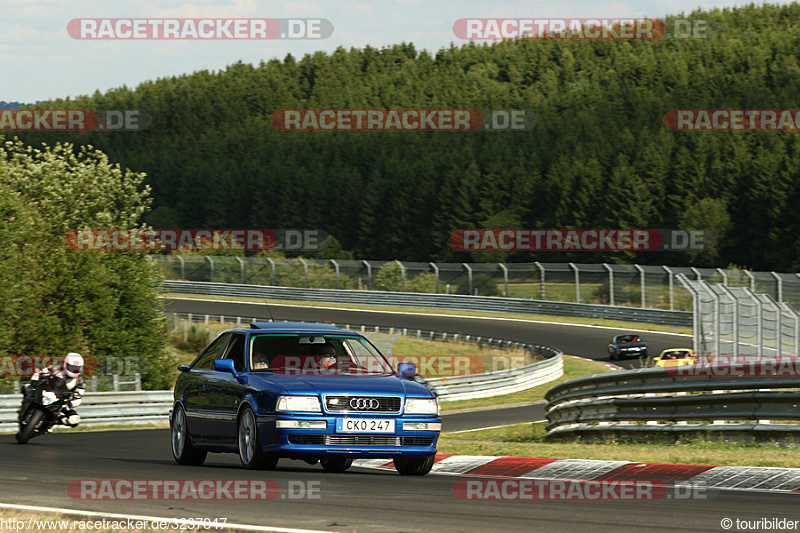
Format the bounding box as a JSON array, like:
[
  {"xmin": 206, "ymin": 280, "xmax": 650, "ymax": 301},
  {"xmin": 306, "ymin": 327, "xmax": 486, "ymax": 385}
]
[
  {"xmin": 397, "ymin": 362, "xmax": 416, "ymax": 378},
  {"xmin": 214, "ymin": 359, "xmax": 238, "ymax": 374},
  {"xmin": 177, "ymin": 365, "xmax": 190, "ymax": 373}
]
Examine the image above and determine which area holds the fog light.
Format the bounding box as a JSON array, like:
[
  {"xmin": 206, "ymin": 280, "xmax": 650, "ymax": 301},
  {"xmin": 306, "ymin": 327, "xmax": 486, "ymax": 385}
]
[
  {"xmin": 403, "ymin": 422, "xmax": 442, "ymax": 431},
  {"xmin": 276, "ymin": 420, "xmax": 327, "ymax": 429}
]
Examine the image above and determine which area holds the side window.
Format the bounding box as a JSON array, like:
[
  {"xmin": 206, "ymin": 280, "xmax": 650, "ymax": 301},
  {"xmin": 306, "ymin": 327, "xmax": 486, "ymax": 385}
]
[
  {"xmin": 223, "ymin": 334, "xmax": 246, "ymax": 372},
  {"xmin": 191, "ymin": 333, "xmax": 231, "ymax": 370}
]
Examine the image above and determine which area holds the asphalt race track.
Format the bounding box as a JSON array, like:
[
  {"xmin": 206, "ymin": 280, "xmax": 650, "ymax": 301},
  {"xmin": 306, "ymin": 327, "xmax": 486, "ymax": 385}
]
[
  {"xmin": 1, "ymin": 299, "xmax": 795, "ymax": 532},
  {"xmin": 0, "ymin": 430, "xmax": 797, "ymax": 532}
]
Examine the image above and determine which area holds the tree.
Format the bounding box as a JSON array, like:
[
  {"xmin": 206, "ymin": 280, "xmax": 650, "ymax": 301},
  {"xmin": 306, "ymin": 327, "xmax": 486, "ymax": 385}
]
[{"xmin": 0, "ymin": 139, "xmax": 170, "ymax": 389}]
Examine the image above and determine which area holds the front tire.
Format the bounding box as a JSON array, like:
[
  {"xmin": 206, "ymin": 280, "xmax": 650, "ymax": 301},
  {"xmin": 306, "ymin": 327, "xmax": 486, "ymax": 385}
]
[
  {"xmin": 171, "ymin": 405, "xmax": 207, "ymax": 466},
  {"xmin": 238, "ymin": 407, "xmax": 278, "ymax": 470},
  {"xmin": 16, "ymin": 407, "xmax": 44, "ymax": 444},
  {"xmin": 321, "ymin": 457, "xmax": 353, "ymax": 472},
  {"xmin": 393, "ymin": 455, "xmax": 435, "ymax": 476}
]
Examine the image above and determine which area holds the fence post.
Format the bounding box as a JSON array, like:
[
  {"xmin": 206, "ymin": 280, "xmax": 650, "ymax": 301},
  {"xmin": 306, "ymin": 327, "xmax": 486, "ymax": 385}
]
[
  {"xmin": 134, "ymin": 372, "xmax": 141, "ymax": 391},
  {"xmin": 691, "ymin": 267, "xmax": 702, "ymax": 281},
  {"xmin": 177, "ymin": 255, "xmax": 185, "ymax": 279},
  {"xmin": 362, "ymin": 260, "xmax": 373, "ymax": 290},
  {"xmin": 462, "ymin": 263, "xmax": 473, "ymax": 296},
  {"xmin": 745, "ymin": 270, "xmax": 755, "ymax": 292},
  {"xmin": 298, "ymin": 258, "xmax": 309, "ymax": 288},
  {"xmin": 718, "ymin": 284, "xmax": 739, "ymax": 356},
  {"xmin": 717, "ymin": 268, "xmax": 728, "ymax": 286},
  {"xmin": 634, "ymin": 264, "xmax": 645, "ymax": 308},
  {"xmin": 236, "ymin": 257, "xmax": 245, "ymax": 284},
  {"xmin": 535, "ymin": 262, "xmax": 545, "ymax": 300},
  {"xmin": 569, "ymin": 263, "xmax": 580, "ymax": 303},
  {"xmin": 183, "ymin": 319, "xmax": 189, "ymax": 342},
  {"xmin": 603, "ymin": 263, "xmax": 614, "ymax": 306},
  {"xmin": 396, "ymin": 260, "xmax": 406, "ymax": 292},
  {"xmin": 663, "ymin": 266, "xmax": 674, "ymax": 311},
  {"xmin": 204, "ymin": 256, "xmax": 214, "ymax": 282},
  {"xmin": 744, "ymin": 288, "xmax": 764, "ymax": 356},
  {"xmin": 331, "ymin": 260, "xmax": 340, "ymax": 289},
  {"xmin": 91, "ymin": 375, "xmax": 97, "ymax": 392},
  {"xmin": 771, "ymin": 272, "xmax": 783, "ymax": 302},
  {"xmin": 266, "ymin": 257, "xmax": 276, "ymax": 286},
  {"xmin": 429, "ymin": 262, "xmax": 439, "ymax": 294},
  {"xmin": 498, "ymin": 263, "xmax": 509, "ymax": 297},
  {"xmin": 676, "ymin": 274, "xmax": 701, "ymax": 355},
  {"xmin": 113, "ymin": 374, "xmax": 119, "ymax": 391},
  {"xmin": 700, "ymin": 281, "xmax": 721, "ymax": 357}
]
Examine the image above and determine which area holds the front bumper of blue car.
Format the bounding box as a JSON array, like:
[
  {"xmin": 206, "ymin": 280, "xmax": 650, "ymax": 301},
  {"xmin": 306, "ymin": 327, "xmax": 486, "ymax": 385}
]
[{"xmin": 256, "ymin": 413, "xmax": 441, "ymax": 458}]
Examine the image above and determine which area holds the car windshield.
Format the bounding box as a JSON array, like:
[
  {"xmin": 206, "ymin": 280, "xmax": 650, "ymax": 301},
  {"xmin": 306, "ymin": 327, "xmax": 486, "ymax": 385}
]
[
  {"xmin": 618, "ymin": 335, "xmax": 642, "ymax": 343},
  {"xmin": 249, "ymin": 334, "xmax": 395, "ymax": 375},
  {"xmin": 666, "ymin": 351, "xmax": 690, "ymax": 358}
]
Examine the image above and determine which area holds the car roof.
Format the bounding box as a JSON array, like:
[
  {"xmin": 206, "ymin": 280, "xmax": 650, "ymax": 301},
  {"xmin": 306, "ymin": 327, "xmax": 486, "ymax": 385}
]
[{"xmin": 225, "ymin": 321, "xmax": 357, "ymax": 335}]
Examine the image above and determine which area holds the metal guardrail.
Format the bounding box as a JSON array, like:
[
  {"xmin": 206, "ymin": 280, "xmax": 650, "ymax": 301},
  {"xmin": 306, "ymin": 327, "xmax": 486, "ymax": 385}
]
[
  {"xmin": 163, "ymin": 281, "xmax": 692, "ymax": 326},
  {"xmin": 428, "ymin": 352, "xmax": 563, "ymax": 402},
  {"xmin": 0, "ymin": 390, "xmax": 173, "ymax": 432},
  {"xmin": 545, "ymin": 362, "xmax": 800, "ymax": 445}
]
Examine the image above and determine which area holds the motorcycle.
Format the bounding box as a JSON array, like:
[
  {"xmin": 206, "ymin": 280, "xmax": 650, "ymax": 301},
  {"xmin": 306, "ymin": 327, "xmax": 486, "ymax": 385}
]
[{"xmin": 16, "ymin": 381, "xmax": 77, "ymax": 444}]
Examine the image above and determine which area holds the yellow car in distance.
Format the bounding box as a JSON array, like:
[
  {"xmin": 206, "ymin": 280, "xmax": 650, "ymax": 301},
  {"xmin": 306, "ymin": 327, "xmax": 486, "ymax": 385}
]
[{"xmin": 653, "ymin": 348, "xmax": 695, "ymax": 367}]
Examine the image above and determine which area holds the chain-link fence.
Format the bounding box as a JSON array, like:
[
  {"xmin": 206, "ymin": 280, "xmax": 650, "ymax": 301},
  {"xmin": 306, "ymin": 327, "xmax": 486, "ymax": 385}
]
[
  {"xmin": 678, "ymin": 274, "xmax": 800, "ymax": 358},
  {"xmin": 152, "ymin": 256, "xmax": 800, "ymax": 312}
]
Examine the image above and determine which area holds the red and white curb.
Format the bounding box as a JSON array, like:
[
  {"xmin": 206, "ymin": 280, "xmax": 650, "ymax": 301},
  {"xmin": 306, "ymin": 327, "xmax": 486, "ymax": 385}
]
[{"xmin": 353, "ymin": 456, "xmax": 800, "ymax": 493}]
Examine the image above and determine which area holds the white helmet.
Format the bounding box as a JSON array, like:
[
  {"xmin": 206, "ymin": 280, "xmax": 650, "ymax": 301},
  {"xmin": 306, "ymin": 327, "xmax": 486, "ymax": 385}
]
[{"xmin": 64, "ymin": 352, "xmax": 84, "ymax": 378}]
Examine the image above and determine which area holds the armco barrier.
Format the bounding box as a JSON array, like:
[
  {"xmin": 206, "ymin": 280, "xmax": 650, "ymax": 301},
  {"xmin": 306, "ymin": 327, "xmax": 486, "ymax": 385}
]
[
  {"xmin": 427, "ymin": 352, "xmax": 563, "ymax": 402},
  {"xmin": 0, "ymin": 353, "xmax": 564, "ymax": 429},
  {"xmin": 0, "ymin": 390, "xmax": 173, "ymax": 432},
  {"xmin": 545, "ymin": 362, "xmax": 800, "ymax": 445},
  {"xmin": 162, "ymin": 281, "xmax": 692, "ymax": 327}
]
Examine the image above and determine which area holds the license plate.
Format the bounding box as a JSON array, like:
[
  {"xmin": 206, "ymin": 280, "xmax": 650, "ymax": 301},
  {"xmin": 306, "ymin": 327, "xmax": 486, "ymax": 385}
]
[{"xmin": 336, "ymin": 418, "xmax": 395, "ymax": 433}]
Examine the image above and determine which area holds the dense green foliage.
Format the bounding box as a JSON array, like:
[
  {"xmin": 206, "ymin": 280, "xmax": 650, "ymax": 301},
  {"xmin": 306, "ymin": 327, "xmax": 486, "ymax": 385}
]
[
  {"xmin": 16, "ymin": 4, "xmax": 800, "ymax": 270},
  {"xmin": 0, "ymin": 140, "xmax": 173, "ymax": 389}
]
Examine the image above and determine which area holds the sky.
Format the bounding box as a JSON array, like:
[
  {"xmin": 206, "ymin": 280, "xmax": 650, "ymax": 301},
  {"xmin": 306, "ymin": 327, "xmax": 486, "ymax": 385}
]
[{"xmin": 1, "ymin": 0, "xmax": 791, "ymax": 103}]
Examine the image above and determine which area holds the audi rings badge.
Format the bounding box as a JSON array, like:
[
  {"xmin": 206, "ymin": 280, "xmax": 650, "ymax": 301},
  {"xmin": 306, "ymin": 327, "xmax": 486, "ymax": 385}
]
[{"xmin": 349, "ymin": 397, "xmax": 381, "ymax": 410}]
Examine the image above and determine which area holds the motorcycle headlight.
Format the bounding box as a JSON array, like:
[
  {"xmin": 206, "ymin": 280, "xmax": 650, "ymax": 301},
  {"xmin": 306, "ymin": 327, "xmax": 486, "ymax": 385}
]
[
  {"xmin": 405, "ymin": 398, "xmax": 439, "ymax": 415},
  {"xmin": 276, "ymin": 395, "xmax": 322, "ymax": 413}
]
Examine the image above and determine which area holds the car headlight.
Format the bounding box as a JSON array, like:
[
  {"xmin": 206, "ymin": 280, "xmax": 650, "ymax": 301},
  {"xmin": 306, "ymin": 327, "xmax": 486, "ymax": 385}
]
[
  {"xmin": 405, "ymin": 398, "xmax": 439, "ymax": 415},
  {"xmin": 276, "ymin": 395, "xmax": 322, "ymax": 413}
]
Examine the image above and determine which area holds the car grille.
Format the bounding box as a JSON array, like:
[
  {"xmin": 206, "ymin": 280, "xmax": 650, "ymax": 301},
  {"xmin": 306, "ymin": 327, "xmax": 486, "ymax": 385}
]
[
  {"xmin": 324, "ymin": 396, "xmax": 402, "ymax": 413},
  {"xmin": 288, "ymin": 435, "xmax": 435, "ymax": 447}
]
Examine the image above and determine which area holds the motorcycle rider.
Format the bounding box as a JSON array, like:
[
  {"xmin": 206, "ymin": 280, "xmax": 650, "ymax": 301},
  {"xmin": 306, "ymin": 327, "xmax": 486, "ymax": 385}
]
[{"xmin": 27, "ymin": 352, "xmax": 86, "ymax": 428}]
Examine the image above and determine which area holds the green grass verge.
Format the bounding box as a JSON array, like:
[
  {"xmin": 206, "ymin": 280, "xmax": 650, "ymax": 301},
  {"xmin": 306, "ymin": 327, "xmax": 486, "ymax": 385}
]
[
  {"xmin": 439, "ymin": 422, "xmax": 800, "ymax": 467},
  {"xmin": 162, "ymin": 293, "xmax": 692, "ymax": 335}
]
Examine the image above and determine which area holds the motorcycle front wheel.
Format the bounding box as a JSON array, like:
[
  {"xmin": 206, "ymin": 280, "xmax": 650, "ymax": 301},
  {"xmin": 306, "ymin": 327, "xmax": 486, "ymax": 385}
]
[{"xmin": 16, "ymin": 406, "xmax": 45, "ymax": 444}]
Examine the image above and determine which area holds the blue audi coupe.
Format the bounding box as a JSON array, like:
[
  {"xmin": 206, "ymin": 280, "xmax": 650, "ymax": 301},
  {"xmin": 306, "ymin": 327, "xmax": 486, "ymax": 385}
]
[{"xmin": 170, "ymin": 322, "xmax": 441, "ymax": 475}]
